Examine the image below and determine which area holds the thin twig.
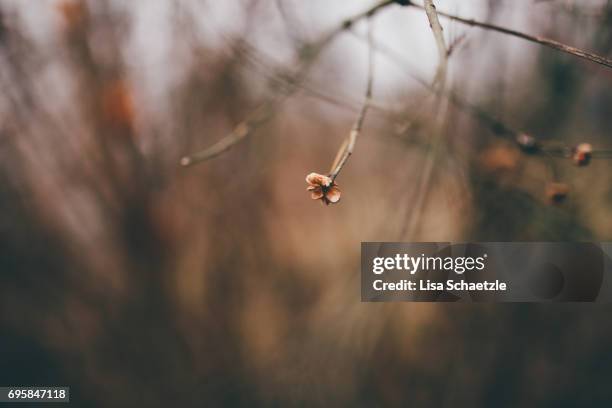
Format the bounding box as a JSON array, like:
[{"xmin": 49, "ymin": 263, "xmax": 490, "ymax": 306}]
[
  {"xmin": 234, "ymin": 38, "xmax": 397, "ymax": 115},
  {"xmin": 402, "ymin": 0, "xmax": 449, "ymax": 238},
  {"xmin": 179, "ymin": 99, "xmax": 280, "ymax": 166},
  {"xmin": 275, "ymin": 0, "xmax": 305, "ymax": 48},
  {"xmin": 329, "ymin": 19, "xmax": 375, "ymax": 182},
  {"xmin": 329, "ymin": 138, "xmax": 349, "ymax": 174},
  {"xmin": 422, "ymin": 0, "xmax": 448, "ymax": 88},
  {"xmin": 406, "ymin": 1, "xmax": 612, "ymax": 69},
  {"xmin": 446, "ymin": 33, "xmax": 467, "ymax": 57},
  {"xmin": 180, "ymin": 0, "xmax": 396, "ymax": 167}
]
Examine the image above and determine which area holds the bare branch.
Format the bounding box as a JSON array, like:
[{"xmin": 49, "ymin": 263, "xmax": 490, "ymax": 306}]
[
  {"xmin": 422, "ymin": 0, "xmax": 447, "ymax": 88},
  {"xmin": 329, "ymin": 19, "xmax": 375, "ymax": 182},
  {"xmin": 407, "ymin": 1, "xmax": 612, "ymax": 69}
]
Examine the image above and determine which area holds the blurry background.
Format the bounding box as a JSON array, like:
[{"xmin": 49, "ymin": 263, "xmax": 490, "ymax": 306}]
[{"xmin": 1, "ymin": 0, "xmax": 612, "ymax": 406}]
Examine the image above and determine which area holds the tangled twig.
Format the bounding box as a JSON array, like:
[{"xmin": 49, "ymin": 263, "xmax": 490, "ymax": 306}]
[
  {"xmin": 181, "ymin": 0, "xmax": 612, "ymax": 168},
  {"xmin": 180, "ymin": 0, "xmax": 395, "ymax": 167},
  {"xmin": 351, "ymin": 30, "xmax": 612, "ymax": 162}
]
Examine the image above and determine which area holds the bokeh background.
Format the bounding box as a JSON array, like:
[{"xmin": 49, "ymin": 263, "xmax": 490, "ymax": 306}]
[{"xmin": 1, "ymin": 0, "xmax": 612, "ymax": 406}]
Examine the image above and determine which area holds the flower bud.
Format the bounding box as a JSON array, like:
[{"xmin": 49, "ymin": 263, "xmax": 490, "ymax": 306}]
[
  {"xmin": 516, "ymin": 133, "xmax": 539, "ymax": 153},
  {"xmin": 571, "ymin": 143, "xmax": 592, "ymax": 166},
  {"xmin": 545, "ymin": 182, "xmax": 569, "ymax": 205}
]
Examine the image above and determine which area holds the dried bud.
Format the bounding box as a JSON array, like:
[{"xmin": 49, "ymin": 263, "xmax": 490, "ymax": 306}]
[
  {"xmin": 516, "ymin": 133, "xmax": 539, "ymax": 153},
  {"xmin": 479, "ymin": 144, "xmax": 520, "ymax": 173},
  {"xmin": 56, "ymin": 0, "xmax": 85, "ymax": 31},
  {"xmin": 342, "ymin": 19, "xmax": 353, "ymax": 30},
  {"xmin": 305, "ymin": 172, "xmax": 341, "ymax": 205},
  {"xmin": 571, "ymin": 143, "xmax": 592, "ymax": 166},
  {"xmin": 100, "ymin": 80, "xmax": 135, "ymax": 130},
  {"xmin": 545, "ymin": 182, "xmax": 569, "ymax": 205}
]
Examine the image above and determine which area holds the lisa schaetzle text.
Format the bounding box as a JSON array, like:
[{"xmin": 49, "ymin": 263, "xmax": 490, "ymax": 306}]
[{"xmin": 372, "ymin": 278, "xmax": 507, "ymax": 292}]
